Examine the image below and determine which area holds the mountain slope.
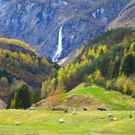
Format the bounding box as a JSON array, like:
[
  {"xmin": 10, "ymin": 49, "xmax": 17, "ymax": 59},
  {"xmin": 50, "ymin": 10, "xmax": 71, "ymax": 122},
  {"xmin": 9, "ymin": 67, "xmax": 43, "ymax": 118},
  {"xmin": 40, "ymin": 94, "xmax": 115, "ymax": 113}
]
[
  {"xmin": 108, "ymin": 0, "xmax": 135, "ymax": 29},
  {"xmin": 0, "ymin": 0, "xmax": 131, "ymax": 59}
]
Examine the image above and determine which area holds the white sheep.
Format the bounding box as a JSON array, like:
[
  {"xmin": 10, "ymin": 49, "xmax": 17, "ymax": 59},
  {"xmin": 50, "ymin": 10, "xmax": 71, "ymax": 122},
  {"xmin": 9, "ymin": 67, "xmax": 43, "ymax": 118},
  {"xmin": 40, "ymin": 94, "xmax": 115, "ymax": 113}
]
[
  {"xmin": 108, "ymin": 112, "xmax": 113, "ymax": 118},
  {"xmin": 59, "ymin": 118, "xmax": 64, "ymax": 124},
  {"xmin": 72, "ymin": 108, "xmax": 77, "ymax": 115},
  {"xmin": 15, "ymin": 121, "xmax": 21, "ymax": 126}
]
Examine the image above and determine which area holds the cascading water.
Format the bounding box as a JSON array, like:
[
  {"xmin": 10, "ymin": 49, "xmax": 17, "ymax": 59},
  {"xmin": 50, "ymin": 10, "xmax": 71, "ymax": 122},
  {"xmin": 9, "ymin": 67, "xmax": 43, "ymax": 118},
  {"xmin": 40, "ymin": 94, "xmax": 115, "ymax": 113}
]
[{"xmin": 52, "ymin": 26, "xmax": 63, "ymax": 62}]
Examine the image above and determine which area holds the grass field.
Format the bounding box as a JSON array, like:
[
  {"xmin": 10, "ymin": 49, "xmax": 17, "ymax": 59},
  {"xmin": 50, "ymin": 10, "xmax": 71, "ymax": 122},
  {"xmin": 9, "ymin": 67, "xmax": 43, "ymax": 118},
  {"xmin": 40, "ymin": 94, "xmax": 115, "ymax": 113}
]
[
  {"xmin": 0, "ymin": 85, "xmax": 135, "ymax": 135},
  {"xmin": 0, "ymin": 110, "xmax": 135, "ymax": 135}
]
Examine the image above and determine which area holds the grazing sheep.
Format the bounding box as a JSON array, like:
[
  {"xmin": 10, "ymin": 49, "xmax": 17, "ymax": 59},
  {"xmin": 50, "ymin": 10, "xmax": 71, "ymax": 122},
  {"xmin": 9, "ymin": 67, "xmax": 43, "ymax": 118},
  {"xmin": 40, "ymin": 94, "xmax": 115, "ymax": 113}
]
[
  {"xmin": 15, "ymin": 121, "xmax": 21, "ymax": 126},
  {"xmin": 72, "ymin": 109, "xmax": 77, "ymax": 115},
  {"xmin": 59, "ymin": 118, "xmax": 64, "ymax": 124},
  {"xmin": 108, "ymin": 113, "xmax": 113, "ymax": 118},
  {"xmin": 29, "ymin": 107, "xmax": 36, "ymax": 110},
  {"xmin": 112, "ymin": 117, "xmax": 118, "ymax": 121},
  {"xmin": 107, "ymin": 113, "xmax": 118, "ymax": 121}
]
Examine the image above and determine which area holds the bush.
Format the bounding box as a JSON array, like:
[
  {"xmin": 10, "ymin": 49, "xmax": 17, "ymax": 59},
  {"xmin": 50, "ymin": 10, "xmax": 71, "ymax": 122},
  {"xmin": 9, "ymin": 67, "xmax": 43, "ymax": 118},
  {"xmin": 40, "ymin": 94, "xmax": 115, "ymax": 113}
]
[
  {"xmin": 115, "ymin": 75, "xmax": 135, "ymax": 95},
  {"xmin": 93, "ymin": 70, "xmax": 106, "ymax": 86},
  {"xmin": 47, "ymin": 89, "xmax": 65, "ymax": 109},
  {"xmin": 106, "ymin": 80, "xmax": 113, "ymax": 90},
  {"xmin": 14, "ymin": 82, "xmax": 32, "ymax": 109}
]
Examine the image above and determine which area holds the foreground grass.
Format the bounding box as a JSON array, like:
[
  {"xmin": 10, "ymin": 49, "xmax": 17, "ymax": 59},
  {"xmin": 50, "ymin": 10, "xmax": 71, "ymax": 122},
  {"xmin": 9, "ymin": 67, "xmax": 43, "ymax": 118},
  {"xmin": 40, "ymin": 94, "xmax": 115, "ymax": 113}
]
[
  {"xmin": 1, "ymin": 86, "xmax": 135, "ymax": 135},
  {"xmin": 0, "ymin": 110, "xmax": 135, "ymax": 135},
  {"xmin": 68, "ymin": 85, "xmax": 135, "ymax": 110}
]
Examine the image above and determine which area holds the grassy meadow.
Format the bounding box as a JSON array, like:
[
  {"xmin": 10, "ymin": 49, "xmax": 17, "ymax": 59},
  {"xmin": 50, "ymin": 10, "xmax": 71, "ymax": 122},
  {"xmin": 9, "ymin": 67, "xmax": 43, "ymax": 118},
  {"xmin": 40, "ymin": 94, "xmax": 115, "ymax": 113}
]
[
  {"xmin": 0, "ymin": 86, "xmax": 135, "ymax": 135},
  {"xmin": 0, "ymin": 110, "xmax": 135, "ymax": 135},
  {"xmin": 67, "ymin": 85, "xmax": 135, "ymax": 110}
]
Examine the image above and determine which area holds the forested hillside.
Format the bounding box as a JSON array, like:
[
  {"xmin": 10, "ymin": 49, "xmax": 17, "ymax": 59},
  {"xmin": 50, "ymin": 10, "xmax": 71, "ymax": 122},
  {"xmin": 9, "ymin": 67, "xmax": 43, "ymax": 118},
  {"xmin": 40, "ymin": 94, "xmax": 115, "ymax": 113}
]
[
  {"xmin": 41, "ymin": 28, "xmax": 135, "ymax": 108},
  {"xmin": 0, "ymin": 37, "xmax": 56, "ymax": 109}
]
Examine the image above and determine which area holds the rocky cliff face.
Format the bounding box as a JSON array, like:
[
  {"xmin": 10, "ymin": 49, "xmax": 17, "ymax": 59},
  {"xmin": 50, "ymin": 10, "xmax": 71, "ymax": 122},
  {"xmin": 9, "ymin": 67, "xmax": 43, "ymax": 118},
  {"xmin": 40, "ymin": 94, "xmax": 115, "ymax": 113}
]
[
  {"xmin": 108, "ymin": 0, "xmax": 135, "ymax": 29},
  {"xmin": 0, "ymin": 0, "xmax": 131, "ymax": 60}
]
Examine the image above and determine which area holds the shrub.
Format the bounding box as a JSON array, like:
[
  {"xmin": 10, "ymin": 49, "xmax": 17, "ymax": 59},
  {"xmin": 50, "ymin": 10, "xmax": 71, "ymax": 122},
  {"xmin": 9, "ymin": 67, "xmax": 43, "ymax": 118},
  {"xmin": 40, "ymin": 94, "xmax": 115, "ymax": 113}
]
[
  {"xmin": 14, "ymin": 82, "xmax": 32, "ymax": 109},
  {"xmin": 0, "ymin": 77, "xmax": 9, "ymax": 87},
  {"xmin": 106, "ymin": 80, "xmax": 113, "ymax": 90},
  {"xmin": 115, "ymin": 75, "xmax": 127, "ymax": 93},
  {"xmin": 115, "ymin": 75, "xmax": 135, "ymax": 95},
  {"xmin": 93, "ymin": 70, "xmax": 106, "ymax": 86},
  {"xmin": 47, "ymin": 89, "xmax": 65, "ymax": 109}
]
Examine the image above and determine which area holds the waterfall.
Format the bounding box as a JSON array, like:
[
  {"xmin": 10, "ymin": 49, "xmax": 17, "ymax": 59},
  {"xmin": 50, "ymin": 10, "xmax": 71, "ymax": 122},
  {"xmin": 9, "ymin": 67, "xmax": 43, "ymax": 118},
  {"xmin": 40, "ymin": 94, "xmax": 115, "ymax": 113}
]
[{"xmin": 52, "ymin": 26, "xmax": 63, "ymax": 62}]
